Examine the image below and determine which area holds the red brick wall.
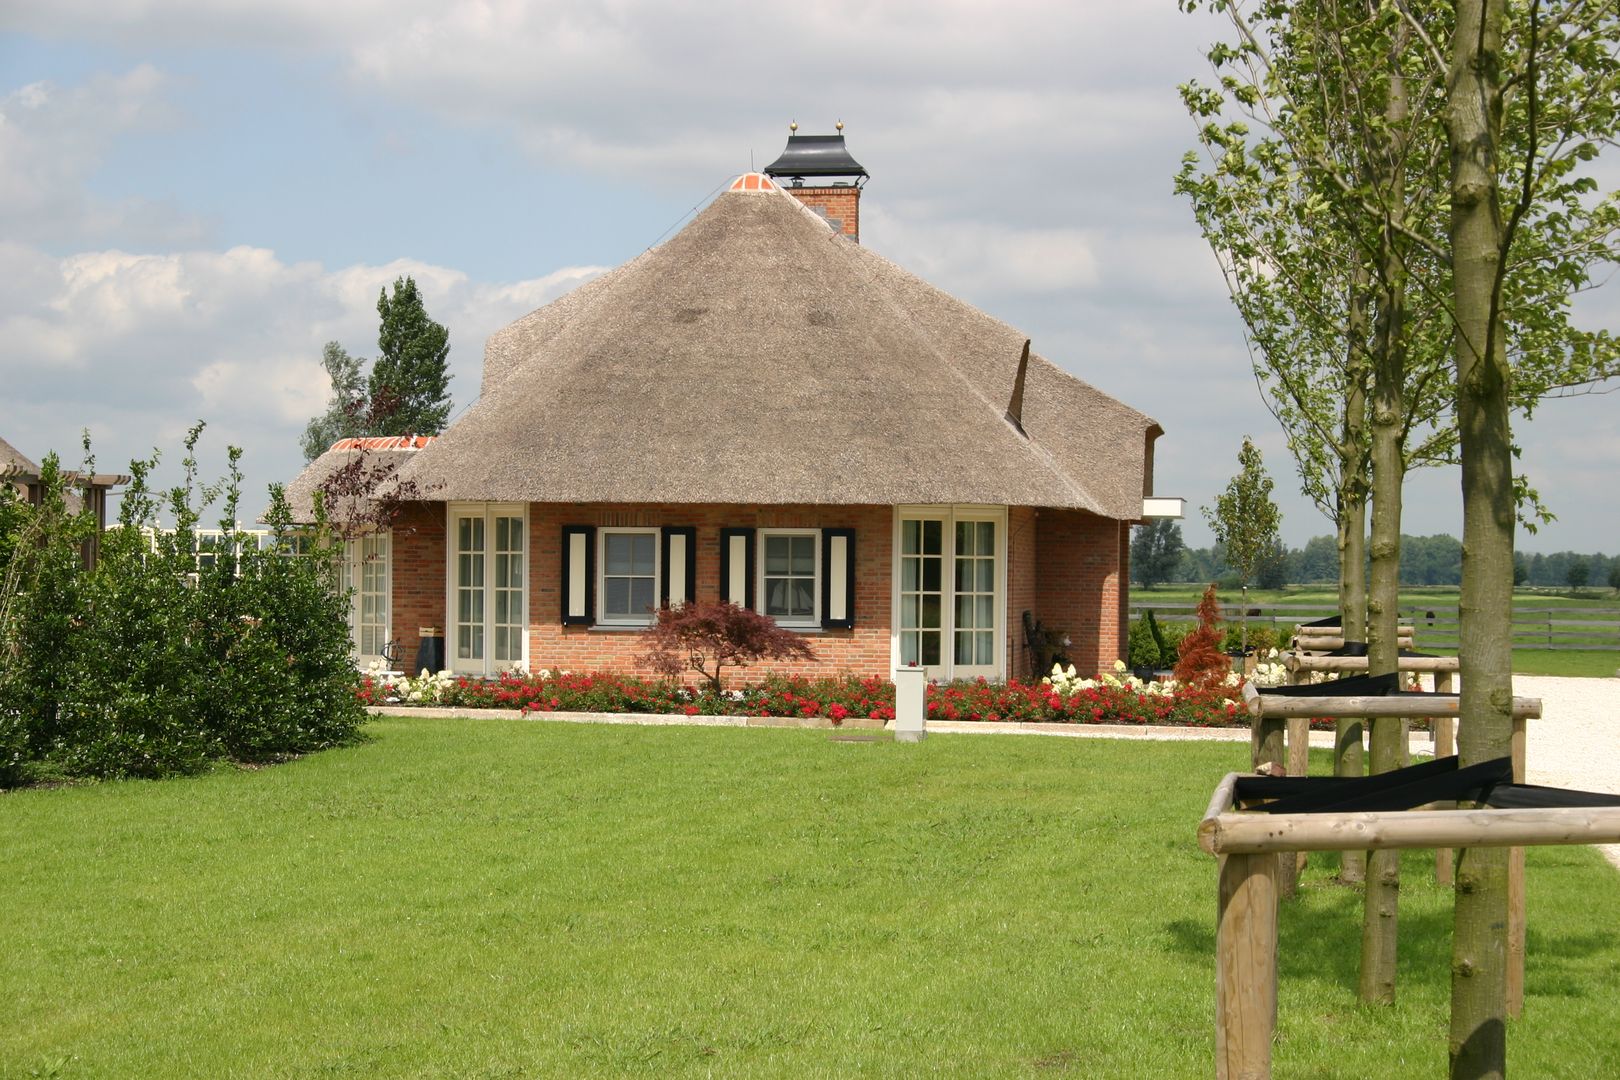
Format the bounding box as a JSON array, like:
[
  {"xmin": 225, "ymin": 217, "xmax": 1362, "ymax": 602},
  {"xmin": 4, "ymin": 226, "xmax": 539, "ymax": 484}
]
[
  {"xmin": 782, "ymin": 185, "xmax": 861, "ymax": 240},
  {"xmin": 1033, "ymin": 509, "xmax": 1126, "ymax": 677},
  {"xmin": 390, "ymin": 501, "xmax": 1130, "ymax": 685},
  {"xmin": 390, "ymin": 502, "xmax": 446, "ymax": 672},
  {"xmin": 1005, "ymin": 505, "xmax": 1039, "ymax": 680},
  {"xmin": 528, "ymin": 503, "xmax": 892, "ymax": 684}
]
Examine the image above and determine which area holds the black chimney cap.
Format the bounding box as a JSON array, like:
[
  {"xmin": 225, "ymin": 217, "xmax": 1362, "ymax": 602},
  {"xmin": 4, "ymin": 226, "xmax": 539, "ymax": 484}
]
[{"xmin": 762, "ymin": 133, "xmax": 868, "ymax": 182}]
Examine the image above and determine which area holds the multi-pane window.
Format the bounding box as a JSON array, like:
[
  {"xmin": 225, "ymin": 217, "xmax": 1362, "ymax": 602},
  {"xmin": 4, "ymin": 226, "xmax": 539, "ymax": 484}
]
[
  {"xmin": 357, "ymin": 533, "xmax": 390, "ymax": 659},
  {"xmin": 492, "ymin": 517, "xmax": 525, "ymax": 664},
  {"xmin": 455, "ymin": 516, "xmax": 486, "ymax": 661},
  {"xmin": 451, "ymin": 505, "xmax": 527, "ymax": 672},
  {"xmin": 338, "ymin": 532, "xmax": 392, "ymax": 665},
  {"xmin": 898, "ymin": 511, "xmax": 1000, "ymax": 677},
  {"xmin": 954, "ymin": 520, "xmax": 996, "ymax": 666},
  {"xmin": 899, "ymin": 518, "xmax": 943, "ymax": 667},
  {"xmin": 600, "ymin": 529, "xmax": 658, "ymax": 624},
  {"xmin": 761, "ymin": 531, "xmax": 818, "ymax": 626}
]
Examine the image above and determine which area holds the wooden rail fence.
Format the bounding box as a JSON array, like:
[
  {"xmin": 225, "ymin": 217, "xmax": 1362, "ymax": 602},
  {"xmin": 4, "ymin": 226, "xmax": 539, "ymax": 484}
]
[{"xmin": 1128, "ymin": 600, "xmax": 1620, "ymax": 651}]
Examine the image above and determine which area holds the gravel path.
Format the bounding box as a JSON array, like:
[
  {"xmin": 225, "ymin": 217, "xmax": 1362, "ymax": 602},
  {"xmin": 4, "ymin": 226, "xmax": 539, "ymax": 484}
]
[{"xmin": 1515, "ymin": 675, "xmax": 1620, "ymax": 870}]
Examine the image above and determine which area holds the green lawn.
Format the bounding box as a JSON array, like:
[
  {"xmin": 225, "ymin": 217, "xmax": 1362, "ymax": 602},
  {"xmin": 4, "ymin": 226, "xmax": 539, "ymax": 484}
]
[{"xmin": 4, "ymin": 721, "xmax": 1619, "ymax": 1077}]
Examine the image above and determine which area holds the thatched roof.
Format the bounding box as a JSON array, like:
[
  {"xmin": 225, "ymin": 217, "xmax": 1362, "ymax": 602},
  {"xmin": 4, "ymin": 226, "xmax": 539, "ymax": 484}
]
[
  {"xmin": 282, "ymin": 436, "xmax": 435, "ymax": 524},
  {"xmin": 401, "ymin": 176, "xmax": 1159, "ymax": 519},
  {"xmin": 1, "ymin": 435, "xmax": 40, "ymax": 482}
]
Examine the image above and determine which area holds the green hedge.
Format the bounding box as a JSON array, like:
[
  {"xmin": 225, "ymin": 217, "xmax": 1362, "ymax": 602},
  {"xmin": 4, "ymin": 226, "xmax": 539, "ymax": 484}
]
[{"xmin": 0, "ymin": 432, "xmax": 363, "ymax": 786}]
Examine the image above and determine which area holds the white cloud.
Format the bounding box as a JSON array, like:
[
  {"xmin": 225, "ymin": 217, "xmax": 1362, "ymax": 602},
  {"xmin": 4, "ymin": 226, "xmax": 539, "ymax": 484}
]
[
  {"xmin": 0, "ymin": 240, "xmax": 604, "ymax": 514},
  {"xmin": 0, "ymin": 65, "xmax": 205, "ymax": 248}
]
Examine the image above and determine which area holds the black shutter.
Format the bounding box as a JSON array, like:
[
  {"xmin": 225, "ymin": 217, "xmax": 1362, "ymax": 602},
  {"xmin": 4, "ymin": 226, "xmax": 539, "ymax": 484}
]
[
  {"xmin": 718, "ymin": 527, "xmax": 756, "ymax": 608},
  {"xmin": 660, "ymin": 526, "xmax": 697, "ymax": 607},
  {"xmin": 821, "ymin": 527, "xmax": 856, "ymax": 629},
  {"xmin": 560, "ymin": 524, "xmax": 596, "ymax": 625}
]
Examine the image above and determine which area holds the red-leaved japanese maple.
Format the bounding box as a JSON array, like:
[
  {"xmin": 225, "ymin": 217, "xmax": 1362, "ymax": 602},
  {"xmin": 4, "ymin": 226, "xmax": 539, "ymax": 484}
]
[{"xmin": 636, "ymin": 600, "xmax": 816, "ymax": 693}]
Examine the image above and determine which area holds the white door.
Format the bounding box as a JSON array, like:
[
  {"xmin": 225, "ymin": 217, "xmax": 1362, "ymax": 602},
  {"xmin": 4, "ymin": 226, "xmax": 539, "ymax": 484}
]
[
  {"xmin": 896, "ymin": 509, "xmax": 1004, "ymax": 681},
  {"xmin": 346, "ymin": 532, "xmax": 391, "ymax": 668}
]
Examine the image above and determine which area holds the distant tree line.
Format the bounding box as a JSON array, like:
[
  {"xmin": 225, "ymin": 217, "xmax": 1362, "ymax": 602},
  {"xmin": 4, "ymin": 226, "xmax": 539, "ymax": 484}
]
[{"xmin": 1132, "ymin": 521, "xmax": 1616, "ymax": 591}]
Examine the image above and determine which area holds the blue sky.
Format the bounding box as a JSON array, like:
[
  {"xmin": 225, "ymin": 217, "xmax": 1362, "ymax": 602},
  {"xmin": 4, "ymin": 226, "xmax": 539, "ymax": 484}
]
[{"xmin": 2, "ymin": 3, "xmax": 1615, "ymax": 553}]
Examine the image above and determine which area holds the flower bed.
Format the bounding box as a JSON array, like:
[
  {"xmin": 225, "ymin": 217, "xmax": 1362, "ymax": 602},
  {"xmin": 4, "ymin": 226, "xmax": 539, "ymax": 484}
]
[{"xmin": 359, "ymin": 662, "xmax": 1255, "ymax": 728}]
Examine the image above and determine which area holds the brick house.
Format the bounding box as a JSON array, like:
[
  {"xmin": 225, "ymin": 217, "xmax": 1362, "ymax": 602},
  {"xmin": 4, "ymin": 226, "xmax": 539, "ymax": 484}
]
[{"xmin": 288, "ymin": 133, "xmax": 1174, "ymax": 684}]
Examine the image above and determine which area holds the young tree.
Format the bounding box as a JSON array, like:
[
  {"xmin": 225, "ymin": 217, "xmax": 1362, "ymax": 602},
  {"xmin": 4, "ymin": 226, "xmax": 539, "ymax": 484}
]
[
  {"xmin": 300, "ymin": 342, "xmax": 368, "ymax": 462},
  {"xmin": 1203, "ymin": 437, "xmax": 1282, "ymax": 651},
  {"xmin": 1131, "ymin": 519, "xmax": 1187, "ymax": 587},
  {"xmin": 637, "ymin": 600, "xmax": 816, "ymax": 694},
  {"xmin": 1180, "ymin": 0, "xmax": 1620, "ymax": 990},
  {"xmin": 369, "ymin": 277, "xmax": 452, "ymax": 438},
  {"xmin": 1171, "ymin": 584, "xmax": 1230, "ymax": 690},
  {"xmin": 1609, "ymin": 561, "xmax": 1620, "ymax": 592}
]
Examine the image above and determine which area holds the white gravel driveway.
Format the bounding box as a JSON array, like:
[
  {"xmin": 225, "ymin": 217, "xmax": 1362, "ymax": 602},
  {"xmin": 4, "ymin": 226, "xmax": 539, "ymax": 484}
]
[{"xmin": 1514, "ymin": 675, "xmax": 1620, "ymax": 869}]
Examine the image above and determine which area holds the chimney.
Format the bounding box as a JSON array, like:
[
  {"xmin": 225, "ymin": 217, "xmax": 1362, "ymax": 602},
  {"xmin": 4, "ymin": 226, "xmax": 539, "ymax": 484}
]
[{"xmin": 762, "ymin": 120, "xmax": 868, "ymax": 242}]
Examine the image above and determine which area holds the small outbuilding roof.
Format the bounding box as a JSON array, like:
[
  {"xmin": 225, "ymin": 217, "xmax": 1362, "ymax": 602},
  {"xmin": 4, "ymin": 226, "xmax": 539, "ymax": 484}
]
[
  {"xmin": 0, "ymin": 435, "xmax": 41, "ymax": 481},
  {"xmin": 400, "ymin": 177, "xmax": 1159, "ymax": 519},
  {"xmin": 282, "ymin": 436, "xmax": 436, "ymax": 524}
]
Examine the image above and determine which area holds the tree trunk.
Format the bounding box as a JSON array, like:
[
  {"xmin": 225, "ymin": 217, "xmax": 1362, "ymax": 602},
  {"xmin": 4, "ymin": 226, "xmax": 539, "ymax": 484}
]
[
  {"xmin": 1336, "ymin": 265, "xmax": 1372, "ymax": 885},
  {"xmin": 1360, "ymin": 34, "xmax": 1411, "ymax": 1006},
  {"xmin": 1448, "ymin": 0, "xmax": 1514, "ymax": 1075}
]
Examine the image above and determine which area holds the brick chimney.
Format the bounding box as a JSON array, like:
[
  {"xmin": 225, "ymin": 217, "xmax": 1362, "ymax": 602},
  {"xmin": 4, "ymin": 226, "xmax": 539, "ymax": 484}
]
[{"xmin": 762, "ymin": 121, "xmax": 868, "ymax": 242}]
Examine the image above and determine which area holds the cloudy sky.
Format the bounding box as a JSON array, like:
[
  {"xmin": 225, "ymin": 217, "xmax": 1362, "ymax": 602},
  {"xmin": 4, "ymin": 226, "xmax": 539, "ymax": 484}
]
[{"xmin": 2, "ymin": 2, "xmax": 1614, "ymax": 552}]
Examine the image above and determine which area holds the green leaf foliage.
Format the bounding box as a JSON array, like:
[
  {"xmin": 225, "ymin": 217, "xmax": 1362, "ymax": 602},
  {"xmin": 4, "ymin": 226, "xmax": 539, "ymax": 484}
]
[
  {"xmin": 0, "ymin": 428, "xmax": 364, "ymax": 786},
  {"xmin": 368, "ymin": 276, "xmax": 452, "ymax": 438},
  {"xmin": 1203, "ymin": 436, "xmax": 1283, "ymax": 589}
]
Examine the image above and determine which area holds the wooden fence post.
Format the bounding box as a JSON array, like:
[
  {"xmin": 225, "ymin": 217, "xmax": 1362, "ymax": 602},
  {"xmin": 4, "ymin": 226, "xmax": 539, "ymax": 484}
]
[
  {"xmin": 1287, "ymin": 717, "xmax": 1309, "ymax": 881},
  {"xmin": 1509, "ymin": 716, "xmax": 1527, "ymax": 1018},
  {"xmin": 1253, "ymin": 715, "xmax": 1295, "ymax": 900},
  {"xmin": 1217, "ymin": 852, "xmax": 1278, "ymax": 1080},
  {"xmin": 1434, "ymin": 671, "xmax": 1455, "ymax": 886}
]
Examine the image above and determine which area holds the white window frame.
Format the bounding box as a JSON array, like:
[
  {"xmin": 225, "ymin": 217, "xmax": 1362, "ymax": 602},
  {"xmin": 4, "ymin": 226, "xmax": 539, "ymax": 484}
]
[
  {"xmin": 757, "ymin": 528, "xmax": 821, "ymax": 629},
  {"xmin": 343, "ymin": 531, "xmax": 392, "ymax": 669},
  {"xmin": 446, "ymin": 502, "xmax": 529, "ymax": 675},
  {"xmin": 891, "ymin": 505, "xmax": 1007, "ymax": 681},
  {"xmin": 597, "ymin": 526, "xmax": 661, "ymax": 627}
]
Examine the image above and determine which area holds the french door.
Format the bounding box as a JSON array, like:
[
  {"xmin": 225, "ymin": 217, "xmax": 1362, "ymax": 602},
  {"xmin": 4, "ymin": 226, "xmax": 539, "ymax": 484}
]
[
  {"xmin": 449, "ymin": 503, "xmax": 528, "ymax": 674},
  {"xmin": 895, "ymin": 508, "xmax": 1004, "ymax": 680},
  {"xmin": 342, "ymin": 532, "xmax": 391, "ymax": 668}
]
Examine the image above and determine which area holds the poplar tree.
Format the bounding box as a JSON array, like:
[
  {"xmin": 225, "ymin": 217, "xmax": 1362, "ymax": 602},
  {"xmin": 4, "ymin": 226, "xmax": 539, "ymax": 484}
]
[
  {"xmin": 299, "ymin": 342, "xmax": 367, "ymax": 462},
  {"xmin": 1203, "ymin": 436, "xmax": 1282, "ymax": 652},
  {"xmin": 368, "ymin": 277, "xmax": 452, "ymax": 438}
]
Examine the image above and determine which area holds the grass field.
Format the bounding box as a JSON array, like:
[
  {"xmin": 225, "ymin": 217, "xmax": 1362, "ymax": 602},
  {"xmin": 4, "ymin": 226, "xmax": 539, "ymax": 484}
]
[
  {"xmin": 4, "ymin": 720, "xmax": 1619, "ymax": 1077},
  {"xmin": 1132, "ymin": 585, "xmax": 1620, "ymax": 677}
]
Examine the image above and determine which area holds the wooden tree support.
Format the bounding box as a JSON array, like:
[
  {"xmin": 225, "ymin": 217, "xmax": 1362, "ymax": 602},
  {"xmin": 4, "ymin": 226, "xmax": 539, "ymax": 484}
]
[
  {"xmin": 1240, "ymin": 680, "xmax": 1539, "ymax": 1007},
  {"xmin": 1198, "ymin": 772, "xmax": 1618, "ymax": 1078}
]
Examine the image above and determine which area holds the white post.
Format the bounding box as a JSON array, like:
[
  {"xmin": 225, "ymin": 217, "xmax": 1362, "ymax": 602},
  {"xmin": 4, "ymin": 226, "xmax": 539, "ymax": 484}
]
[{"xmin": 893, "ymin": 666, "xmax": 927, "ymax": 743}]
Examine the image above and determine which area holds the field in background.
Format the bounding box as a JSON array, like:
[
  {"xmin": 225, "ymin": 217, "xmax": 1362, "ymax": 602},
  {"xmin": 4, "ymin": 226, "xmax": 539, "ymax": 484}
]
[
  {"xmin": 1131, "ymin": 585, "xmax": 1620, "ymax": 677},
  {"xmin": 5, "ymin": 720, "xmax": 1619, "ymax": 1077}
]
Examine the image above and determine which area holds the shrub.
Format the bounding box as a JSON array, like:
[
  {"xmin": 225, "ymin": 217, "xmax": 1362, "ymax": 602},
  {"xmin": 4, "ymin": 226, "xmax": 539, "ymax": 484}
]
[
  {"xmin": 0, "ymin": 429, "xmax": 365, "ymax": 786},
  {"xmin": 0, "ymin": 454, "xmax": 96, "ymax": 784},
  {"xmin": 1157, "ymin": 620, "xmax": 1188, "ymax": 661},
  {"xmin": 1223, "ymin": 623, "xmax": 1279, "ymax": 655},
  {"xmin": 1127, "ymin": 613, "xmax": 1161, "ymax": 670},
  {"xmin": 1173, "ymin": 584, "xmax": 1230, "ymax": 690},
  {"xmin": 637, "ymin": 600, "xmax": 816, "ymax": 693}
]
